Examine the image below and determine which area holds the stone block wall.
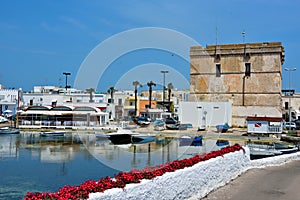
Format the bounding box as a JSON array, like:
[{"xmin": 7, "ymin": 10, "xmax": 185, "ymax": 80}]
[{"xmin": 190, "ymin": 42, "xmax": 284, "ymax": 126}]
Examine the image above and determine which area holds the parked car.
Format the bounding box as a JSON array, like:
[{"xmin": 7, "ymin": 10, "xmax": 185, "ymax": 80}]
[
  {"xmin": 283, "ymin": 122, "xmax": 297, "ymax": 130},
  {"xmin": 294, "ymin": 120, "xmax": 300, "ymax": 130},
  {"xmin": 165, "ymin": 117, "xmax": 178, "ymax": 124}
]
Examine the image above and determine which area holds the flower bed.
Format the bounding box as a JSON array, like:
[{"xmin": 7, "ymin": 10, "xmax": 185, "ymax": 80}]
[{"xmin": 25, "ymin": 144, "xmax": 244, "ymax": 200}]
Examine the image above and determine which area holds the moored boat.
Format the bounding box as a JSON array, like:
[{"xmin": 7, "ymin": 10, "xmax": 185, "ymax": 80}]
[
  {"xmin": 153, "ymin": 119, "xmax": 165, "ymax": 131},
  {"xmin": 107, "ymin": 129, "xmax": 138, "ymax": 144},
  {"xmin": 216, "ymin": 139, "xmax": 230, "ymax": 146},
  {"xmin": 132, "ymin": 134, "xmax": 156, "ymax": 144},
  {"xmin": 191, "ymin": 135, "xmax": 203, "ymax": 146},
  {"xmin": 247, "ymin": 143, "xmax": 282, "ymax": 159},
  {"xmin": 166, "ymin": 124, "xmax": 187, "ymax": 130},
  {"xmin": 124, "ymin": 124, "xmax": 138, "ymax": 130},
  {"xmin": 273, "ymin": 142, "xmax": 299, "ymax": 154},
  {"xmin": 0, "ymin": 127, "xmax": 20, "ymax": 134},
  {"xmin": 179, "ymin": 135, "xmax": 203, "ymax": 146},
  {"xmin": 40, "ymin": 131, "xmax": 65, "ymax": 137},
  {"xmin": 216, "ymin": 124, "xmax": 229, "ymax": 133}
]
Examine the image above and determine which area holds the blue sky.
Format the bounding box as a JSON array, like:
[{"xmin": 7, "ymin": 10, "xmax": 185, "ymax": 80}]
[{"xmin": 0, "ymin": 0, "xmax": 299, "ymax": 92}]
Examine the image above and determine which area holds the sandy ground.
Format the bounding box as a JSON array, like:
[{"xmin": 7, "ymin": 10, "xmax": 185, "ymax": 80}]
[{"xmin": 201, "ymin": 160, "xmax": 300, "ymax": 200}]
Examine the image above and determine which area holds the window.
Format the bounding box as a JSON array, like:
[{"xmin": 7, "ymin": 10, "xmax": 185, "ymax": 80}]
[
  {"xmin": 285, "ymin": 102, "xmax": 288, "ymax": 110},
  {"xmin": 216, "ymin": 64, "xmax": 221, "ymax": 77},
  {"xmin": 245, "ymin": 63, "xmax": 251, "ymax": 77}
]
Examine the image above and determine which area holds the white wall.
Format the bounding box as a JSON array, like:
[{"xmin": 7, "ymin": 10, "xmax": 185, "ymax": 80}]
[
  {"xmin": 178, "ymin": 101, "xmax": 232, "ymax": 129},
  {"xmin": 0, "ymin": 89, "xmax": 20, "ymax": 114},
  {"xmin": 89, "ymin": 148, "xmax": 250, "ymax": 200}
]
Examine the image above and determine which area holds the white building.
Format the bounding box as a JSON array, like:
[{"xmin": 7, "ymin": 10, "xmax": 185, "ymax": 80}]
[
  {"xmin": 0, "ymin": 88, "xmax": 23, "ymax": 116},
  {"xmin": 23, "ymin": 86, "xmax": 107, "ymax": 109},
  {"xmin": 178, "ymin": 101, "xmax": 232, "ymax": 130}
]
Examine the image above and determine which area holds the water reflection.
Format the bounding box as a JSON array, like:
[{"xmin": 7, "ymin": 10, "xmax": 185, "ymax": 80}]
[
  {"xmin": 0, "ymin": 132, "xmax": 238, "ymax": 199},
  {"xmin": 1, "ymin": 133, "xmax": 236, "ymax": 167},
  {"xmin": 0, "ymin": 134, "xmax": 18, "ymax": 159}
]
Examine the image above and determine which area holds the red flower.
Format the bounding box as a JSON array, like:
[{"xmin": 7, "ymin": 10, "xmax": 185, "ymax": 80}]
[{"xmin": 24, "ymin": 144, "xmax": 244, "ymax": 199}]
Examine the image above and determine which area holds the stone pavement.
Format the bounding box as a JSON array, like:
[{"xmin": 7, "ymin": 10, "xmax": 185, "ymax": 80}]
[{"xmin": 202, "ymin": 160, "xmax": 300, "ymax": 200}]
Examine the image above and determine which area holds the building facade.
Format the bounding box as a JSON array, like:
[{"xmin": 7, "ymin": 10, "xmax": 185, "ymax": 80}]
[
  {"xmin": 190, "ymin": 42, "xmax": 285, "ymax": 126},
  {"xmin": 0, "ymin": 88, "xmax": 23, "ymax": 116}
]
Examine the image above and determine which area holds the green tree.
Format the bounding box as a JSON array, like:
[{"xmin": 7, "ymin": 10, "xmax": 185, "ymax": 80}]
[
  {"xmin": 86, "ymin": 88, "xmax": 95, "ymax": 103},
  {"xmin": 132, "ymin": 81, "xmax": 142, "ymax": 116},
  {"xmin": 167, "ymin": 82, "xmax": 174, "ymax": 102},
  {"xmin": 107, "ymin": 86, "xmax": 116, "ymax": 103},
  {"xmin": 147, "ymin": 81, "xmax": 156, "ymax": 109}
]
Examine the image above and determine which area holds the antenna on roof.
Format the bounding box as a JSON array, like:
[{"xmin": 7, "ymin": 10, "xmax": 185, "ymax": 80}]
[
  {"xmin": 216, "ymin": 26, "xmax": 218, "ymax": 45},
  {"xmin": 242, "ymin": 30, "xmax": 246, "ymax": 44}
]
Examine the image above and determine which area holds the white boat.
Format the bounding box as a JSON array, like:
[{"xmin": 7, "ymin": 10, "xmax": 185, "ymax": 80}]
[
  {"xmin": 124, "ymin": 124, "xmax": 138, "ymax": 130},
  {"xmin": 273, "ymin": 142, "xmax": 299, "ymax": 154},
  {"xmin": 132, "ymin": 134, "xmax": 156, "ymax": 144},
  {"xmin": 153, "ymin": 119, "xmax": 165, "ymax": 131},
  {"xmin": 107, "ymin": 129, "xmax": 138, "ymax": 144},
  {"xmin": 154, "ymin": 125, "xmax": 165, "ymax": 131},
  {"xmin": 0, "ymin": 116, "xmax": 9, "ymax": 123},
  {"xmin": 0, "ymin": 127, "xmax": 20, "ymax": 134},
  {"xmin": 247, "ymin": 143, "xmax": 282, "ymax": 159},
  {"xmin": 40, "ymin": 131, "xmax": 65, "ymax": 137}
]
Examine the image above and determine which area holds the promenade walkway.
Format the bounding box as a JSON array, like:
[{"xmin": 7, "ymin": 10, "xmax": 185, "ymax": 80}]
[{"xmin": 202, "ymin": 160, "xmax": 300, "ymax": 200}]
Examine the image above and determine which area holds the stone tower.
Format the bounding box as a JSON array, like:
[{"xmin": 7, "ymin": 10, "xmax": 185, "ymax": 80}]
[{"xmin": 190, "ymin": 42, "xmax": 285, "ymax": 126}]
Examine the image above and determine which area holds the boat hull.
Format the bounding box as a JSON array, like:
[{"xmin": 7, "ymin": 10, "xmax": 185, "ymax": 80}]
[
  {"xmin": 132, "ymin": 135, "xmax": 155, "ymax": 144},
  {"xmin": 40, "ymin": 131, "xmax": 65, "ymax": 137},
  {"xmin": 108, "ymin": 134, "xmax": 133, "ymax": 144},
  {"xmin": 179, "ymin": 136, "xmax": 203, "ymax": 146},
  {"xmin": 0, "ymin": 127, "xmax": 20, "ymax": 134}
]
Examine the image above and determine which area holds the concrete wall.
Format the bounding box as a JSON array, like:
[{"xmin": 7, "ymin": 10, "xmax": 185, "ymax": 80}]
[{"xmin": 89, "ymin": 149, "xmax": 250, "ymax": 200}]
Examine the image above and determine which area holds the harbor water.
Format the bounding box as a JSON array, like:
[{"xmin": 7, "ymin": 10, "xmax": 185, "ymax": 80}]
[{"xmin": 0, "ymin": 132, "xmax": 228, "ymax": 200}]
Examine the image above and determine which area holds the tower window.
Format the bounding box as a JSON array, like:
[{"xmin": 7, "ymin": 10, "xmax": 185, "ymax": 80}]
[
  {"xmin": 216, "ymin": 64, "xmax": 221, "ymax": 77},
  {"xmin": 245, "ymin": 63, "xmax": 251, "ymax": 77}
]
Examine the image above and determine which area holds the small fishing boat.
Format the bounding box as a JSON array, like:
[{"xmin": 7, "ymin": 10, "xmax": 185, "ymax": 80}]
[
  {"xmin": 166, "ymin": 124, "xmax": 187, "ymax": 130},
  {"xmin": 216, "ymin": 124, "xmax": 229, "ymax": 133},
  {"xmin": 273, "ymin": 142, "xmax": 299, "ymax": 154},
  {"xmin": 40, "ymin": 131, "xmax": 65, "ymax": 137},
  {"xmin": 153, "ymin": 119, "xmax": 165, "ymax": 131},
  {"xmin": 124, "ymin": 124, "xmax": 138, "ymax": 130},
  {"xmin": 216, "ymin": 139, "xmax": 230, "ymax": 146},
  {"xmin": 107, "ymin": 129, "xmax": 138, "ymax": 145},
  {"xmin": 132, "ymin": 134, "xmax": 156, "ymax": 144},
  {"xmin": 247, "ymin": 143, "xmax": 282, "ymax": 159},
  {"xmin": 191, "ymin": 135, "xmax": 203, "ymax": 146},
  {"xmin": 0, "ymin": 127, "xmax": 20, "ymax": 134},
  {"xmin": 179, "ymin": 135, "xmax": 203, "ymax": 146}
]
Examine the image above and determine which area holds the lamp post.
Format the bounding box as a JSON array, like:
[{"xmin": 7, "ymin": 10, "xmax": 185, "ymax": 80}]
[
  {"xmin": 63, "ymin": 72, "xmax": 71, "ymax": 91},
  {"xmin": 284, "ymin": 67, "xmax": 296, "ymax": 129},
  {"xmin": 161, "ymin": 70, "xmax": 168, "ymax": 110}
]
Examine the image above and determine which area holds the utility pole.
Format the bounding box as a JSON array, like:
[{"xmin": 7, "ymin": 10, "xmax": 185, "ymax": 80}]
[
  {"xmin": 284, "ymin": 67, "xmax": 296, "ymax": 130},
  {"xmin": 161, "ymin": 70, "xmax": 168, "ymax": 110},
  {"xmin": 63, "ymin": 72, "xmax": 71, "ymax": 92}
]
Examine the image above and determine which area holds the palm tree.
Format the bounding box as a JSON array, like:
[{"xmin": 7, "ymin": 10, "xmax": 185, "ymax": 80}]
[
  {"xmin": 107, "ymin": 86, "xmax": 116, "ymax": 104},
  {"xmin": 167, "ymin": 83, "xmax": 174, "ymax": 102},
  {"xmin": 147, "ymin": 81, "xmax": 156, "ymax": 109},
  {"xmin": 86, "ymin": 88, "xmax": 95, "ymax": 103},
  {"xmin": 132, "ymin": 81, "xmax": 142, "ymax": 116}
]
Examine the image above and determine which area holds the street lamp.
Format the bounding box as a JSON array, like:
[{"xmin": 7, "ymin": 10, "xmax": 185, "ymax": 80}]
[
  {"xmin": 161, "ymin": 70, "xmax": 169, "ymax": 109},
  {"xmin": 284, "ymin": 67, "xmax": 296, "ymax": 129},
  {"xmin": 63, "ymin": 72, "xmax": 71, "ymax": 91}
]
